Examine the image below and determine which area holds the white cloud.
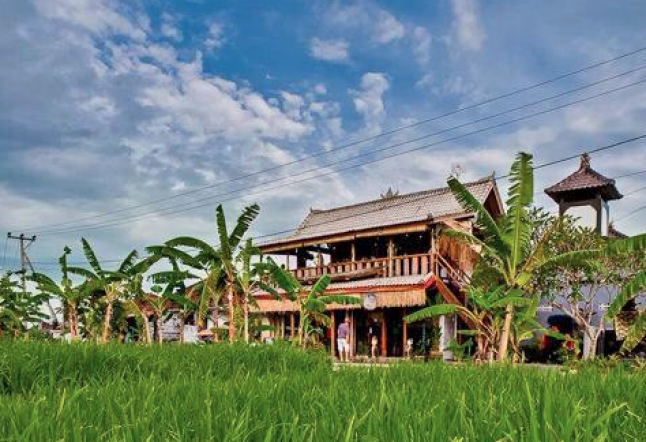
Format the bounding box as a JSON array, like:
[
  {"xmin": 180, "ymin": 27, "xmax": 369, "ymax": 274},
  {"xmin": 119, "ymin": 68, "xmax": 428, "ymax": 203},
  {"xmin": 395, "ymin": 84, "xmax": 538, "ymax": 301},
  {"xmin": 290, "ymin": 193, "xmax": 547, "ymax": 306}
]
[
  {"xmin": 373, "ymin": 9, "xmax": 405, "ymax": 44},
  {"xmin": 327, "ymin": 2, "xmax": 404, "ymax": 46},
  {"xmin": 415, "ymin": 73, "xmax": 433, "ymax": 89},
  {"xmin": 33, "ymin": 0, "xmax": 147, "ymax": 41},
  {"xmin": 309, "ymin": 37, "xmax": 349, "ymax": 62},
  {"xmin": 350, "ymin": 72, "xmax": 390, "ymax": 135},
  {"xmin": 160, "ymin": 13, "xmax": 182, "ymax": 41},
  {"xmin": 205, "ymin": 21, "xmax": 225, "ymax": 50},
  {"xmin": 314, "ymin": 83, "xmax": 327, "ymax": 95},
  {"xmin": 450, "ymin": 0, "xmax": 486, "ymax": 52},
  {"xmin": 412, "ymin": 26, "xmax": 432, "ymax": 66}
]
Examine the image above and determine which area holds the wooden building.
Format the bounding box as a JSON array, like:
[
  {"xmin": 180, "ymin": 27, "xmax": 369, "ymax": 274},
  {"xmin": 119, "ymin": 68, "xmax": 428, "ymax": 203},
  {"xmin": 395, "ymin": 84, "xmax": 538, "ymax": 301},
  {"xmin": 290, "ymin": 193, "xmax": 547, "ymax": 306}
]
[{"xmin": 254, "ymin": 176, "xmax": 504, "ymax": 359}]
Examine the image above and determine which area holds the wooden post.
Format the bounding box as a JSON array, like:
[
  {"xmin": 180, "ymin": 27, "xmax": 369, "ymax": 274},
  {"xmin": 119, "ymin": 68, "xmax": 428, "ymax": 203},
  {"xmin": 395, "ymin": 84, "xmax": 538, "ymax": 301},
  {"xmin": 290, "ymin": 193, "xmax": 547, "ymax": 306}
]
[
  {"xmin": 289, "ymin": 313, "xmax": 295, "ymax": 339},
  {"xmin": 350, "ymin": 310, "xmax": 355, "ymax": 358},
  {"xmin": 402, "ymin": 307, "xmax": 407, "ymax": 355},
  {"xmin": 281, "ymin": 315, "xmax": 286, "ymax": 338},
  {"xmin": 430, "ymin": 227, "xmax": 437, "ymax": 275},
  {"xmin": 380, "ymin": 312, "xmax": 387, "ymax": 357},
  {"xmin": 330, "ymin": 312, "xmax": 336, "ymax": 359},
  {"xmin": 387, "ymin": 238, "xmax": 394, "ymax": 277}
]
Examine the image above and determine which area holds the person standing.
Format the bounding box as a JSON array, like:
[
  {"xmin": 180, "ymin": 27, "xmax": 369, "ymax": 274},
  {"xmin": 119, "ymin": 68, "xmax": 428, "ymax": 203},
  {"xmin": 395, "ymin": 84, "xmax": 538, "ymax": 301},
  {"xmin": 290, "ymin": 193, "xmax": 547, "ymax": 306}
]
[{"xmin": 337, "ymin": 317, "xmax": 351, "ymax": 362}]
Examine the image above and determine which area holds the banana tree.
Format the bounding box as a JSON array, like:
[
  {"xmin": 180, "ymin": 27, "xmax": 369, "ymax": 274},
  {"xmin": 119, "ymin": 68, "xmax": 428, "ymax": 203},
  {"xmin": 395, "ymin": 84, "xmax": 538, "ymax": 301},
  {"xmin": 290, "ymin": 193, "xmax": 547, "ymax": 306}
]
[
  {"xmin": 258, "ymin": 258, "xmax": 360, "ymax": 348},
  {"xmin": 159, "ymin": 203, "xmax": 260, "ymax": 343},
  {"xmin": 445, "ymin": 152, "xmax": 594, "ymax": 360},
  {"xmin": 0, "ymin": 273, "xmax": 48, "ymax": 339},
  {"xmin": 148, "ymin": 258, "xmax": 200, "ymax": 343},
  {"xmin": 29, "ymin": 246, "xmax": 85, "ymax": 341},
  {"xmin": 236, "ymin": 238, "xmax": 261, "ymax": 343},
  {"xmin": 603, "ymin": 233, "xmax": 646, "ymax": 353},
  {"xmin": 67, "ymin": 239, "xmax": 143, "ymax": 343}
]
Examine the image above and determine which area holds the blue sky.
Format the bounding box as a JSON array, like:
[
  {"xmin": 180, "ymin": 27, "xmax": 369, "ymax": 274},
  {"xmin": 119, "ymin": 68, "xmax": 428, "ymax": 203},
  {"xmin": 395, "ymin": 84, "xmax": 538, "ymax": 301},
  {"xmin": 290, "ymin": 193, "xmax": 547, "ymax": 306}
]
[{"xmin": 1, "ymin": 0, "xmax": 646, "ymax": 273}]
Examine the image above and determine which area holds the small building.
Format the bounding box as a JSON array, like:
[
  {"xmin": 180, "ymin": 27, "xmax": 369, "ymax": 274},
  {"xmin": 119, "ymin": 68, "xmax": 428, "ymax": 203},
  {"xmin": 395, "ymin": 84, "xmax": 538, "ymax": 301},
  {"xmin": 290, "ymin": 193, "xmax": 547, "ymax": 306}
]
[
  {"xmin": 255, "ymin": 176, "xmax": 503, "ymax": 359},
  {"xmin": 545, "ymin": 152, "xmax": 622, "ymax": 235}
]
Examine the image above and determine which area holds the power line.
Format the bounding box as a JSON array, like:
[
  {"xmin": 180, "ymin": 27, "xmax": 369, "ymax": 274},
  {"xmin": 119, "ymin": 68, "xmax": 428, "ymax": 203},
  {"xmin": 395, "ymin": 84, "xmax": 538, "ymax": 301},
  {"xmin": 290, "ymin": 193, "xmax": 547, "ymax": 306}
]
[
  {"xmin": 25, "ymin": 140, "xmax": 644, "ymax": 265},
  {"xmin": 32, "ymin": 77, "xmax": 646, "ymax": 236},
  {"xmin": 615, "ymin": 204, "xmax": 646, "ymax": 222},
  {"xmin": 19, "ymin": 45, "xmax": 646, "ymax": 232},
  {"xmin": 623, "ymin": 183, "xmax": 646, "ymax": 198}
]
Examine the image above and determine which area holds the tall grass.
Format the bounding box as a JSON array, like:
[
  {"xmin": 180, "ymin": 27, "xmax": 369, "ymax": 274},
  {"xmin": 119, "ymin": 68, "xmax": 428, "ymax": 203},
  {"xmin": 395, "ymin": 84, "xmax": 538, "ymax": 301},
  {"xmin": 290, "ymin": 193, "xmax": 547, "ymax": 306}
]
[{"xmin": 0, "ymin": 342, "xmax": 644, "ymax": 441}]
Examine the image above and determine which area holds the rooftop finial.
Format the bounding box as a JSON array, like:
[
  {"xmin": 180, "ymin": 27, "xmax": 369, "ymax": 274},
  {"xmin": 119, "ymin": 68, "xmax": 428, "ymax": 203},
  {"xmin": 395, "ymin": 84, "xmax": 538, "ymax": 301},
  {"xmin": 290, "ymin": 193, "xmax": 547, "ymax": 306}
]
[
  {"xmin": 580, "ymin": 152, "xmax": 591, "ymax": 169},
  {"xmin": 380, "ymin": 187, "xmax": 399, "ymax": 199}
]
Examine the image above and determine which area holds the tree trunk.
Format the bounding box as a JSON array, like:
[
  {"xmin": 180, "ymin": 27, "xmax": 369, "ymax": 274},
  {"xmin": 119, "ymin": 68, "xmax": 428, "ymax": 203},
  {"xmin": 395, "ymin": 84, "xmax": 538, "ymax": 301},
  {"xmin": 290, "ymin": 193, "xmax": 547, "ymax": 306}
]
[
  {"xmin": 582, "ymin": 326, "xmax": 600, "ymax": 360},
  {"xmin": 155, "ymin": 314, "xmax": 163, "ymax": 343},
  {"xmin": 228, "ymin": 285, "xmax": 235, "ymax": 343},
  {"xmin": 498, "ymin": 305, "xmax": 514, "ymax": 361},
  {"xmin": 141, "ymin": 315, "xmax": 151, "ymax": 343},
  {"xmin": 178, "ymin": 313, "xmax": 186, "ymax": 343},
  {"xmin": 101, "ymin": 298, "xmax": 113, "ymax": 344},
  {"xmin": 244, "ymin": 298, "xmax": 249, "ymax": 343},
  {"xmin": 68, "ymin": 303, "xmax": 78, "ymax": 341}
]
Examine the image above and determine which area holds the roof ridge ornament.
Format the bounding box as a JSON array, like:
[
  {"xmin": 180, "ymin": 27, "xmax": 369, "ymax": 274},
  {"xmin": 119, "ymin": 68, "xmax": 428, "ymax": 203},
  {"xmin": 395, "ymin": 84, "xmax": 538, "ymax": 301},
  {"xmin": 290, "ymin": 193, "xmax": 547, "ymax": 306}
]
[
  {"xmin": 380, "ymin": 187, "xmax": 399, "ymax": 199},
  {"xmin": 580, "ymin": 152, "xmax": 591, "ymax": 170}
]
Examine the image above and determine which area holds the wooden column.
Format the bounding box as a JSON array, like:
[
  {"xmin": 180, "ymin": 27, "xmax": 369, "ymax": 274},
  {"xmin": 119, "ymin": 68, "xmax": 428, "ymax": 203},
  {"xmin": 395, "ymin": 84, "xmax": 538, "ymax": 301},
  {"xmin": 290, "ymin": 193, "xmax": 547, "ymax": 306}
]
[
  {"xmin": 430, "ymin": 227, "xmax": 437, "ymax": 275},
  {"xmin": 350, "ymin": 310, "xmax": 355, "ymax": 358},
  {"xmin": 387, "ymin": 238, "xmax": 395, "ymax": 277},
  {"xmin": 289, "ymin": 313, "xmax": 295, "ymax": 339},
  {"xmin": 402, "ymin": 308, "xmax": 408, "ymax": 355},
  {"xmin": 281, "ymin": 316, "xmax": 286, "ymax": 338},
  {"xmin": 380, "ymin": 312, "xmax": 387, "ymax": 357},
  {"xmin": 330, "ymin": 312, "xmax": 336, "ymax": 359}
]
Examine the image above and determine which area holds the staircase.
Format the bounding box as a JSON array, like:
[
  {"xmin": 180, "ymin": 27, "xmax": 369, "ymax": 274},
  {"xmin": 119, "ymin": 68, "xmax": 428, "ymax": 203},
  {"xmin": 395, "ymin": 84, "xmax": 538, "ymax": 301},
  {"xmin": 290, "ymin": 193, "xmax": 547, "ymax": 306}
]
[{"xmin": 429, "ymin": 251, "xmax": 476, "ymax": 329}]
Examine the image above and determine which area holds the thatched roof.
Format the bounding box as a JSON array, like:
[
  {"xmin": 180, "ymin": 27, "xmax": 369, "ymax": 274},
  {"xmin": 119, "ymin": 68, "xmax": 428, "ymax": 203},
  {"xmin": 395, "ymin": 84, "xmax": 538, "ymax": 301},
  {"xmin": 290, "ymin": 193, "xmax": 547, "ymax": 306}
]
[
  {"xmin": 252, "ymin": 275, "xmax": 430, "ymax": 313},
  {"xmin": 253, "ymin": 289, "xmax": 427, "ymax": 313}
]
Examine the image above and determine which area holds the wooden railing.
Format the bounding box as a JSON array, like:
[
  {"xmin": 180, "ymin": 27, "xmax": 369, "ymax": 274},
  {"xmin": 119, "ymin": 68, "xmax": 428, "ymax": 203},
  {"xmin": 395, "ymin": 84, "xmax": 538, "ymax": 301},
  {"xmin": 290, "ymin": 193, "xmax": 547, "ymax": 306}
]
[
  {"xmin": 432, "ymin": 252, "xmax": 471, "ymax": 287},
  {"xmin": 292, "ymin": 253, "xmax": 434, "ymax": 280},
  {"xmin": 291, "ymin": 251, "xmax": 472, "ymax": 289}
]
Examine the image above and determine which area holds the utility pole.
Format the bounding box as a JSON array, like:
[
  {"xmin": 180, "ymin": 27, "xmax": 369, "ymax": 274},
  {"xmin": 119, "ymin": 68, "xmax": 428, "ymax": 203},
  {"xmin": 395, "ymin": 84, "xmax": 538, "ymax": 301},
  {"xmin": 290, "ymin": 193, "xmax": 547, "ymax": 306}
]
[
  {"xmin": 7, "ymin": 233, "xmax": 36, "ymax": 294},
  {"xmin": 6, "ymin": 233, "xmax": 58, "ymax": 325}
]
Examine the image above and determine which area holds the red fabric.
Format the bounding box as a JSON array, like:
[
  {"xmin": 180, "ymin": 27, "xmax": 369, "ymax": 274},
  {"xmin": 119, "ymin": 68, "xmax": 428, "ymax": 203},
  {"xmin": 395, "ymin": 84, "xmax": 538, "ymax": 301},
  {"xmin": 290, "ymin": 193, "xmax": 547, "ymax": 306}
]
[{"xmin": 423, "ymin": 275, "xmax": 436, "ymax": 289}]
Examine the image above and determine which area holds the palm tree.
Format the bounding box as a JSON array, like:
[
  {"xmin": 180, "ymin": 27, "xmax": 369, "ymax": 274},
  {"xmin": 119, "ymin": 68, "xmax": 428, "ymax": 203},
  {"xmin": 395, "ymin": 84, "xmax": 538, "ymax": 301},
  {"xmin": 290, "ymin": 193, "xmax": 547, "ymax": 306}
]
[
  {"xmin": 158, "ymin": 203, "xmax": 260, "ymax": 343},
  {"xmin": 29, "ymin": 246, "xmax": 85, "ymax": 341},
  {"xmin": 432, "ymin": 152, "xmax": 591, "ymax": 360},
  {"xmin": 258, "ymin": 258, "xmax": 360, "ymax": 348},
  {"xmin": 603, "ymin": 233, "xmax": 646, "ymax": 352}
]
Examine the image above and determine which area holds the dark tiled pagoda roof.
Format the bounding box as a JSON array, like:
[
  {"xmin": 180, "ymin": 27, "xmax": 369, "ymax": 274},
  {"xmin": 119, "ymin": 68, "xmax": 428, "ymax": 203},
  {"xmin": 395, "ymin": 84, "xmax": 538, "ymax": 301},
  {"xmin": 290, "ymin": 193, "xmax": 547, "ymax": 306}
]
[
  {"xmin": 544, "ymin": 153, "xmax": 622, "ymax": 202},
  {"xmin": 260, "ymin": 176, "xmax": 498, "ymax": 249}
]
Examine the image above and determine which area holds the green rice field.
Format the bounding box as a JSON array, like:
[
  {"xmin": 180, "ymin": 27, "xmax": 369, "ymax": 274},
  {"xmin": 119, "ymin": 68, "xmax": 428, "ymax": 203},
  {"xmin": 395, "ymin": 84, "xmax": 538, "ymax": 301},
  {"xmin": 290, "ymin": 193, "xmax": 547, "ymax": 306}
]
[{"xmin": 0, "ymin": 342, "xmax": 644, "ymax": 441}]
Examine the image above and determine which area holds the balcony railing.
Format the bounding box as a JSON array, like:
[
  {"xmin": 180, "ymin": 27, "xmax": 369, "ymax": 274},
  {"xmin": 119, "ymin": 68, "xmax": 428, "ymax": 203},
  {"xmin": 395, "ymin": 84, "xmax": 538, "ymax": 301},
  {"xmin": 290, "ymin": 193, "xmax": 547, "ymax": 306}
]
[{"xmin": 292, "ymin": 253, "xmax": 434, "ymax": 281}]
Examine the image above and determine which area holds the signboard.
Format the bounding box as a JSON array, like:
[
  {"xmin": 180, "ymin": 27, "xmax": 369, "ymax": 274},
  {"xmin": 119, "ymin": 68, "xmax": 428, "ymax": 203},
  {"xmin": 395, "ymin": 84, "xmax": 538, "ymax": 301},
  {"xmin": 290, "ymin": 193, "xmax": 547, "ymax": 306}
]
[{"xmin": 363, "ymin": 293, "xmax": 377, "ymax": 311}]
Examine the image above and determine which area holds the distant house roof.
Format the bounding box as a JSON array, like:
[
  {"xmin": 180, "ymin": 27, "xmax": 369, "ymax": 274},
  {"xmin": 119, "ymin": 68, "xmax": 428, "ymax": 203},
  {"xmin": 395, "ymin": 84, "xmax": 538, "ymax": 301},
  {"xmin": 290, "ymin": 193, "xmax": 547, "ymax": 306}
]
[
  {"xmin": 608, "ymin": 222, "xmax": 627, "ymax": 238},
  {"xmin": 259, "ymin": 176, "xmax": 498, "ymax": 250},
  {"xmin": 544, "ymin": 153, "xmax": 622, "ymax": 202}
]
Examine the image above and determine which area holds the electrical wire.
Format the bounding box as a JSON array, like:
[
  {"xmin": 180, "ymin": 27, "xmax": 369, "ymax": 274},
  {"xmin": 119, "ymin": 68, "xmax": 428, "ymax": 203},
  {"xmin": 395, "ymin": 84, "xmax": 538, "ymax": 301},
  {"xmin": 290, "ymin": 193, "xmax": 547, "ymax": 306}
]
[
  {"xmin": 31, "ymin": 77, "xmax": 646, "ymax": 236},
  {"xmin": 25, "ymin": 140, "xmax": 645, "ymax": 265},
  {"xmin": 19, "ymin": 46, "xmax": 646, "ymax": 232}
]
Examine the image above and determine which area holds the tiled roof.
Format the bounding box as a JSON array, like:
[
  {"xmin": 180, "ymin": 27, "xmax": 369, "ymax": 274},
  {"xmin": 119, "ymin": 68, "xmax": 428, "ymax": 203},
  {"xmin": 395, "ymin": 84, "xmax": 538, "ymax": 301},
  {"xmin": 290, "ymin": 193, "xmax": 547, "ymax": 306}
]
[
  {"xmin": 260, "ymin": 176, "xmax": 496, "ymax": 248},
  {"xmin": 545, "ymin": 154, "xmax": 622, "ymax": 201}
]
